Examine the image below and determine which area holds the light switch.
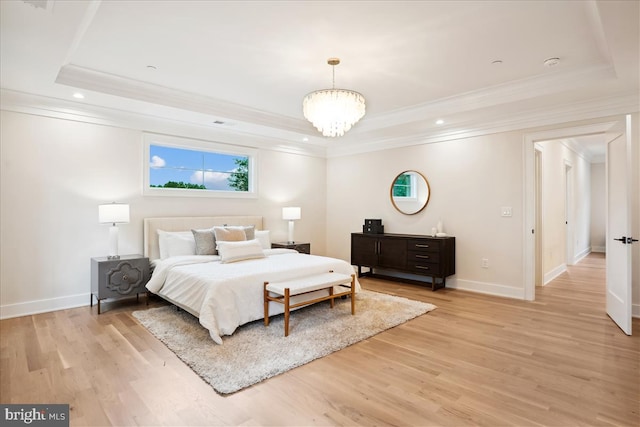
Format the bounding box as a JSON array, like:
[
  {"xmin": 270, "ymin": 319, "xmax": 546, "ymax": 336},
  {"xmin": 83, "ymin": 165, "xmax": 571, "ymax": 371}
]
[{"xmin": 501, "ymin": 207, "xmax": 513, "ymax": 217}]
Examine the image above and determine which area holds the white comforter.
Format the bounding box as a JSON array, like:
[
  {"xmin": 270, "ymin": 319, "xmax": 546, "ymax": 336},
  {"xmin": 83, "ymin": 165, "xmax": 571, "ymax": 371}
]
[{"xmin": 146, "ymin": 249, "xmax": 360, "ymax": 344}]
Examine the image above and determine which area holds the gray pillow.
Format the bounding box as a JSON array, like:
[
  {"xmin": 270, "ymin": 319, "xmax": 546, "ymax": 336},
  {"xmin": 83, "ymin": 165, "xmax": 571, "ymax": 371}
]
[{"xmin": 192, "ymin": 228, "xmax": 216, "ymax": 255}]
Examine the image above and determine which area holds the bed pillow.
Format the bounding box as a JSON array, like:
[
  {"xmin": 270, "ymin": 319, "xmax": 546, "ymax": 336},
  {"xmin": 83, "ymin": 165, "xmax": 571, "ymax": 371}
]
[
  {"xmin": 191, "ymin": 228, "xmax": 216, "ymax": 255},
  {"xmin": 157, "ymin": 230, "xmax": 196, "ymax": 258},
  {"xmin": 217, "ymin": 239, "xmax": 265, "ymax": 264},
  {"xmin": 255, "ymin": 230, "xmax": 271, "ymax": 249},
  {"xmin": 213, "ymin": 226, "xmax": 248, "ymax": 243},
  {"xmin": 157, "ymin": 230, "xmax": 195, "ymax": 259}
]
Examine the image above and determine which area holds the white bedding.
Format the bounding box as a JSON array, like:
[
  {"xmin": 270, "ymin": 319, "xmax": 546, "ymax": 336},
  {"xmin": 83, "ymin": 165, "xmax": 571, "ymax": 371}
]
[{"xmin": 146, "ymin": 248, "xmax": 360, "ymax": 344}]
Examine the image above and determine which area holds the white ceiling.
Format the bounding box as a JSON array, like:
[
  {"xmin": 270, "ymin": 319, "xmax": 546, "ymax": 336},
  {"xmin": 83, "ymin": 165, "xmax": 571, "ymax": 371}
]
[{"xmin": 1, "ymin": 0, "xmax": 638, "ymax": 158}]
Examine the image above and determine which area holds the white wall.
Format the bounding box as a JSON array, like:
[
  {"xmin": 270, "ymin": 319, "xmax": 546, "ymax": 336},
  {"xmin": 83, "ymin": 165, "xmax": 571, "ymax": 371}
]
[
  {"xmin": 590, "ymin": 162, "xmax": 606, "ymax": 252},
  {"xmin": 327, "ymin": 131, "xmax": 526, "ymax": 298},
  {"xmin": 2, "ymin": 109, "xmax": 638, "ymax": 318},
  {"xmin": 0, "ymin": 110, "xmax": 327, "ymax": 318},
  {"xmin": 537, "ymin": 140, "xmax": 592, "ymax": 283}
]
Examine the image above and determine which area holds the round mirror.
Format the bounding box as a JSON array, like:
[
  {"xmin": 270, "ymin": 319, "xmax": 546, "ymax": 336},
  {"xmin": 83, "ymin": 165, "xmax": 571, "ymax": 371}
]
[{"xmin": 390, "ymin": 170, "xmax": 430, "ymax": 215}]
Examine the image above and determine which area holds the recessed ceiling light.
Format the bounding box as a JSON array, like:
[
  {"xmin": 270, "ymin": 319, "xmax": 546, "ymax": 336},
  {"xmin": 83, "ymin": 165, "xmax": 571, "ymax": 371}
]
[
  {"xmin": 435, "ymin": 119, "xmax": 444, "ymax": 125},
  {"xmin": 302, "ymin": 137, "xmax": 309, "ymax": 142},
  {"xmin": 73, "ymin": 93, "xmax": 84, "ymax": 99},
  {"xmin": 543, "ymin": 57, "xmax": 560, "ymax": 68}
]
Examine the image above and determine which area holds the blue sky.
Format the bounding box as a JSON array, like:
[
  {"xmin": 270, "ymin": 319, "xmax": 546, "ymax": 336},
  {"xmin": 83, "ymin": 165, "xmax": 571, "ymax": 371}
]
[{"xmin": 149, "ymin": 145, "xmax": 246, "ymax": 190}]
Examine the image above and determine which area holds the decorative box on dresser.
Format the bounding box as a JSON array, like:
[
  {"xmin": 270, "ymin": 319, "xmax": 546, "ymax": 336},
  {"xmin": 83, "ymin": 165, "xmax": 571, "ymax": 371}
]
[
  {"xmin": 271, "ymin": 242, "xmax": 311, "ymax": 254},
  {"xmin": 91, "ymin": 254, "xmax": 150, "ymax": 314},
  {"xmin": 351, "ymin": 233, "xmax": 455, "ymax": 290}
]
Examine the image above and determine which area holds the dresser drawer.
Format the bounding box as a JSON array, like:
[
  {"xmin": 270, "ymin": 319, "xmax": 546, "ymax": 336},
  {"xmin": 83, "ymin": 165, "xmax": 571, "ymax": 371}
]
[
  {"xmin": 408, "ymin": 250, "xmax": 440, "ymax": 263},
  {"xmin": 407, "ymin": 239, "xmax": 440, "ymax": 252},
  {"xmin": 407, "ymin": 260, "xmax": 442, "ymax": 275}
]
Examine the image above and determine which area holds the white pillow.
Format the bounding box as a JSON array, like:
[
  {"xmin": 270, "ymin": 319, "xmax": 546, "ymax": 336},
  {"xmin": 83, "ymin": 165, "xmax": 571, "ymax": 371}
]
[
  {"xmin": 255, "ymin": 230, "xmax": 271, "ymax": 249},
  {"xmin": 216, "ymin": 239, "xmax": 265, "ymax": 264},
  {"xmin": 157, "ymin": 230, "xmax": 196, "ymax": 259}
]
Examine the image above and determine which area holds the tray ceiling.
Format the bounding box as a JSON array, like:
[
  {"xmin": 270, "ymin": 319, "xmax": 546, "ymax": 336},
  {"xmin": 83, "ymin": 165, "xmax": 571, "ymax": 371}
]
[{"xmin": 1, "ymin": 0, "xmax": 638, "ymax": 157}]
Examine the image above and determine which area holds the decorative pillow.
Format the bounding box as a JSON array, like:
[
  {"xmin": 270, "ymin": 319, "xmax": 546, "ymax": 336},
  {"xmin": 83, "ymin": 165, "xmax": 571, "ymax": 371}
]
[
  {"xmin": 191, "ymin": 228, "xmax": 216, "ymax": 255},
  {"xmin": 242, "ymin": 225, "xmax": 255, "ymax": 240},
  {"xmin": 213, "ymin": 226, "xmax": 247, "ymax": 243},
  {"xmin": 216, "ymin": 239, "xmax": 265, "ymax": 264},
  {"xmin": 255, "ymin": 230, "xmax": 271, "ymax": 249},
  {"xmin": 157, "ymin": 230, "xmax": 195, "ymax": 259}
]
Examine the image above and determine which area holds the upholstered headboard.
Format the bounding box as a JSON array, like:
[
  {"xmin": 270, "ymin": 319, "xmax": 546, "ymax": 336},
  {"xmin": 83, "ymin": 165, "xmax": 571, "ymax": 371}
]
[{"xmin": 143, "ymin": 216, "xmax": 263, "ymax": 261}]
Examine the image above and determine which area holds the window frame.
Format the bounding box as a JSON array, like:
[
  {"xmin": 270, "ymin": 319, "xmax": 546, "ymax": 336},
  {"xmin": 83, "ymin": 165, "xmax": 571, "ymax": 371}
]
[
  {"xmin": 392, "ymin": 172, "xmax": 418, "ymax": 201},
  {"xmin": 143, "ymin": 133, "xmax": 258, "ymax": 198}
]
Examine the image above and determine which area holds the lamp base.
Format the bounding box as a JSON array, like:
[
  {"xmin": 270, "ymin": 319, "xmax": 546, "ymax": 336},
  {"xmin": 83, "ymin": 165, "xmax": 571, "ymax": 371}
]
[{"xmin": 108, "ymin": 225, "xmax": 119, "ymax": 259}]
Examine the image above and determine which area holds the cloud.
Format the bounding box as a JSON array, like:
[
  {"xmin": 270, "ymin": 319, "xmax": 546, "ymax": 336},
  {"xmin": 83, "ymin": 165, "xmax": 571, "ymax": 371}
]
[
  {"xmin": 150, "ymin": 155, "xmax": 166, "ymax": 168},
  {"xmin": 191, "ymin": 170, "xmax": 230, "ymax": 189}
]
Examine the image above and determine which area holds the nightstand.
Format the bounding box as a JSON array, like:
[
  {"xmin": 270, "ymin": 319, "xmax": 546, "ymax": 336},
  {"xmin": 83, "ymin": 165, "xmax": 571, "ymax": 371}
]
[
  {"xmin": 91, "ymin": 254, "xmax": 150, "ymax": 314},
  {"xmin": 271, "ymin": 242, "xmax": 311, "ymax": 254}
]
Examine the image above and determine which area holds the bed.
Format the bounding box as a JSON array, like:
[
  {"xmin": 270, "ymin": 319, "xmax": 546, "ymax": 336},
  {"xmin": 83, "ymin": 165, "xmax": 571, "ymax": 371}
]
[{"xmin": 143, "ymin": 216, "xmax": 360, "ymax": 344}]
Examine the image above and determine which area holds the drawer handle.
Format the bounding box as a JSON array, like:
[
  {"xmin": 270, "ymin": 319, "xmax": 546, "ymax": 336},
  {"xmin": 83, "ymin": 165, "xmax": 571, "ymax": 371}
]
[
  {"xmin": 415, "ymin": 244, "xmax": 430, "ymax": 248},
  {"xmin": 415, "ymin": 255, "xmax": 430, "ymax": 259},
  {"xmin": 415, "ymin": 266, "xmax": 431, "ymax": 270},
  {"xmin": 122, "ymin": 275, "xmax": 128, "ymax": 281}
]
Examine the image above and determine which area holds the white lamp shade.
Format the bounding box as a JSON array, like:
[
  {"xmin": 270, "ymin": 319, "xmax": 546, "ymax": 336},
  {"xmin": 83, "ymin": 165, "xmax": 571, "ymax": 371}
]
[
  {"xmin": 99, "ymin": 203, "xmax": 130, "ymax": 224},
  {"xmin": 282, "ymin": 207, "xmax": 301, "ymax": 220}
]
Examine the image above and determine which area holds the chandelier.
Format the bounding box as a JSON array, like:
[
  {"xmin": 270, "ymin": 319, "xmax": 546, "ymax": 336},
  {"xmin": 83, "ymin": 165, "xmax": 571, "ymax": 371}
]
[{"xmin": 303, "ymin": 58, "xmax": 366, "ymax": 137}]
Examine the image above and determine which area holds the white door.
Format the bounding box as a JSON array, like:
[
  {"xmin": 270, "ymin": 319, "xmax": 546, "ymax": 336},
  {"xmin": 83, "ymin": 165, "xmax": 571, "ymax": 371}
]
[{"xmin": 605, "ymin": 116, "xmax": 633, "ymax": 335}]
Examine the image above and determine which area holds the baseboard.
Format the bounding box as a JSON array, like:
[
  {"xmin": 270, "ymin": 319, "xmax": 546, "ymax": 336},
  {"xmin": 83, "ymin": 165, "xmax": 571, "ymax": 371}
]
[
  {"xmin": 0, "ymin": 293, "xmax": 89, "ymax": 320},
  {"xmin": 446, "ymin": 278, "xmax": 526, "ymax": 300},
  {"xmin": 544, "ymin": 263, "xmax": 567, "ymax": 285},
  {"xmin": 573, "ymin": 247, "xmax": 591, "ymax": 263},
  {"xmin": 592, "ymin": 246, "xmax": 606, "ymax": 253},
  {"xmin": 633, "ymin": 303, "xmax": 640, "ymax": 319}
]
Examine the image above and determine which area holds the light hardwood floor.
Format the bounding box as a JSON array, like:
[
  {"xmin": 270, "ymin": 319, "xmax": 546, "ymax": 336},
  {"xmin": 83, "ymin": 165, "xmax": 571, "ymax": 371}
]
[{"xmin": 1, "ymin": 253, "xmax": 639, "ymax": 426}]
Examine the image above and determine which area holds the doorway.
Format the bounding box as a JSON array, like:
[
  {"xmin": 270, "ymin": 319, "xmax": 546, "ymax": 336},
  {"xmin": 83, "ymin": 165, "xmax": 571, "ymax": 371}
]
[{"xmin": 523, "ymin": 120, "xmax": 619, "ymax": 301}]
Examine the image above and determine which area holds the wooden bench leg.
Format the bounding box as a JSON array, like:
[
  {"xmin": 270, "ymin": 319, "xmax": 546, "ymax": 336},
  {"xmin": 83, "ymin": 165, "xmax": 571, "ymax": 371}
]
[
  {"xmin": 350, "ymin": 274, "xmax": 356, "ymax": 315},
  {"xmin": 284, "ymin": 288, "xmax": 290, "ymax": 337},
  {"xmin": 329, "ymin": 286, "xmax": 334, "ymax": 308},
  {"xmin": 263, "ymin": 282, "xmax": 270, "ymax": 326}
]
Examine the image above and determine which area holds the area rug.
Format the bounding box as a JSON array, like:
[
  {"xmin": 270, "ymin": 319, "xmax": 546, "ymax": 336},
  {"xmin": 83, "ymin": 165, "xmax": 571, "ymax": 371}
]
[{"xmin": 132, "ymin": 290, "xmax": 436, "ymax": 394}]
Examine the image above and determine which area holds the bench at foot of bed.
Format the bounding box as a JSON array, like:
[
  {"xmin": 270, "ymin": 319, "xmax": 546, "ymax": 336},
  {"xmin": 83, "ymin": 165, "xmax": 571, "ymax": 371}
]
[{"xmin": 263, "ymin": 271, "xmax": 356, "ymax": 337}]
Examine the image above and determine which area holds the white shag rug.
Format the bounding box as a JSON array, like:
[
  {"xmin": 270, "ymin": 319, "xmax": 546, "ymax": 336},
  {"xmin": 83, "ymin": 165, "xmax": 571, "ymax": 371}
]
[{"xmin": 132, "ymin": 290, "xmax": 436, "ymax": 394}]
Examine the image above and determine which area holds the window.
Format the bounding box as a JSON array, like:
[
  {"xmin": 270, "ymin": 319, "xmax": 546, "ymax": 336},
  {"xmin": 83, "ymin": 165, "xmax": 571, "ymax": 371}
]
[
  {"xmin": 392, "ymin": 173, "xmax": 416, "ymax": 199},
  {"xmin": 144, "ymin": 134, "xmax": 257, "ymax": 197}
]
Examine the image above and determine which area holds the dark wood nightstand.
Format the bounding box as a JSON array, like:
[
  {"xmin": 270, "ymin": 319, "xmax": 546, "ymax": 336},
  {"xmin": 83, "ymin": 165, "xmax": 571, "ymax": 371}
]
[
  {"xmin": 271, "ymin": 242, "xmax": 311, "ymax": 254},
  {"xmin": 91, "ymin": 254, "xmax": 150, "ymax": 314}
]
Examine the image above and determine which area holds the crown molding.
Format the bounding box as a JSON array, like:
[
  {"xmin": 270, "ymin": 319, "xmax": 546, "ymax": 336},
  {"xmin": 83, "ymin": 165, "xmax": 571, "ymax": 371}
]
[
  {"xmin": 326, "ymin": 92, "xmax": 638, "ymax": 157},
  {"xmin": 0, "ymin": 89, "xmax": 327, "ymax": 158},
  {"xmin": 354, "ymin": 63, "xmax": 617, "ymax": 133},
  {"xmin": 2, "ymin": 86, "xmax": 637, "ymax": 160},
  {"xmin": 55, "ymin": 64, "xmax": 315, "ymax": 136}
]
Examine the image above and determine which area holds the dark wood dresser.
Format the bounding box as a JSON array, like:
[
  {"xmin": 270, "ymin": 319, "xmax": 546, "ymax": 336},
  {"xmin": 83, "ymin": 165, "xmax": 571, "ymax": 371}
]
[{"xmin": 351, "ymin": 232, "xmax": 455, "ymax": 290}]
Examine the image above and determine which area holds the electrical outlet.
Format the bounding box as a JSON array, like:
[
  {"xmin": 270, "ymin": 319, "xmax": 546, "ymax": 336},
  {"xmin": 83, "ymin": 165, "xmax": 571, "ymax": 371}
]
[
  {"xmin": 501, "ymin": 207, "xmax": 513, "ymax": 217},
  {"xmin": 481, "ymin": 258, "xmax": 489, "ymax": 268}
]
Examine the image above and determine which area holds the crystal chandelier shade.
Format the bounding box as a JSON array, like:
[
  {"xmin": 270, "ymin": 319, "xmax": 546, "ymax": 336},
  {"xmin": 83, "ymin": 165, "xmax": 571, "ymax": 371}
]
[{"xmin": 302, "ymin": 58, "xmax": 366, "ymax": 138}]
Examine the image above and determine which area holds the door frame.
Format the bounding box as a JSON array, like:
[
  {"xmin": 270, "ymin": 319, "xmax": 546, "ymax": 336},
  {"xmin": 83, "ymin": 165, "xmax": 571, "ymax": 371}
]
[
  {"xmin": 534, "ymin": 145, "xmax": 544, "ymax": 287},
  {"xmin": 523, "ymin": 120, "xmax": 620, "ymax": 301},
  {"xmin": 564, "ymin": 160, "xmax": 574, "ymax": 266}
]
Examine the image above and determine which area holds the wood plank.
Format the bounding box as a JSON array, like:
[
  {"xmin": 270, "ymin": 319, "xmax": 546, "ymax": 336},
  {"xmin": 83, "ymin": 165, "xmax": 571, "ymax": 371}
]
[{"xmin": 1, "ymin": 253, "xmax": 638, "ymax": 426}]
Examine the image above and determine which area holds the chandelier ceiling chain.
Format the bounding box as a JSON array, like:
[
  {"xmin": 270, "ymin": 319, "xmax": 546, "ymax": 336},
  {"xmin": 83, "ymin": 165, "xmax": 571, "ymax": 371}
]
[{"xmin": 302, "ymin": 58, "xmax": 366, "ymax": 138}]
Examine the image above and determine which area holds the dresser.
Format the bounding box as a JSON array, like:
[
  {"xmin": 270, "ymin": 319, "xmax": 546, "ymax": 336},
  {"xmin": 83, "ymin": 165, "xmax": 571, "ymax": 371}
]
[{"xmin": 351, "ymin": 233, "xmax": 455, "ymax": 290}]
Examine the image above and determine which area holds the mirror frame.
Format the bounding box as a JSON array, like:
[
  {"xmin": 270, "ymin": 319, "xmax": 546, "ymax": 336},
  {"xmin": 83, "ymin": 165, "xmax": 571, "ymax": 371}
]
[{"xmin": 390, "ymin": 170, "xmax": 431, "ymax": 215}]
